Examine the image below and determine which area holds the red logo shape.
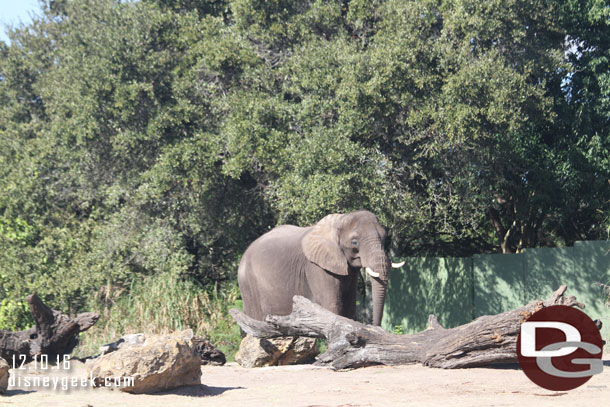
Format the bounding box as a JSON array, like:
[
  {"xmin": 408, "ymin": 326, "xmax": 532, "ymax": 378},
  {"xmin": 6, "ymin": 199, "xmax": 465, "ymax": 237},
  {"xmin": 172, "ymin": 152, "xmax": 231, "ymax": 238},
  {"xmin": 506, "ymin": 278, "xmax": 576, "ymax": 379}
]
[{"xmin": 517, "ymin": 305, "xmax": 603, "ymax": 391}]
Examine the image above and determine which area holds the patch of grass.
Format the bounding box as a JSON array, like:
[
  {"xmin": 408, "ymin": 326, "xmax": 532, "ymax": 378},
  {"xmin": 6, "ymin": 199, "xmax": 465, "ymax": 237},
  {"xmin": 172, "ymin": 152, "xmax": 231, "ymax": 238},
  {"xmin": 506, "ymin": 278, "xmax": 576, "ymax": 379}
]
[
  {"xmin": 75, "ymin": 273, "xmax": 243, "ymax": 361},
  {"xmin": 316, "ymin": 338, "xmax": 328, "ymax": 354}
]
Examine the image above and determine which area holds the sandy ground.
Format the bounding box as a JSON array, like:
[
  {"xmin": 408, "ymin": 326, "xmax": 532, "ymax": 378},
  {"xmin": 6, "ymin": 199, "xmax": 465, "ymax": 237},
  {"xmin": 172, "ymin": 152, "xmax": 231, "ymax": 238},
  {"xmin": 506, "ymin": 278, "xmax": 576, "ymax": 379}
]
[{"xmin": 2, "ymin": 361, "xmax": 610, "ymax": 407}]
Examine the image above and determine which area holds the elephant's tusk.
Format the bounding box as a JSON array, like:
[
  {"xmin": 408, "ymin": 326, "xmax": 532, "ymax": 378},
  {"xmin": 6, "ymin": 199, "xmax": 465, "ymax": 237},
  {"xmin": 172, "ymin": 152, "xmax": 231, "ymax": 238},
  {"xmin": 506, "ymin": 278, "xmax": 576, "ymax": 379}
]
[
  {"xmin": 365, "ymin": 267, "xmax": 380, "ymax": 278},
  {"xmin": 391, "ymin": 261, "xmax": 405, "ymax": 268}
]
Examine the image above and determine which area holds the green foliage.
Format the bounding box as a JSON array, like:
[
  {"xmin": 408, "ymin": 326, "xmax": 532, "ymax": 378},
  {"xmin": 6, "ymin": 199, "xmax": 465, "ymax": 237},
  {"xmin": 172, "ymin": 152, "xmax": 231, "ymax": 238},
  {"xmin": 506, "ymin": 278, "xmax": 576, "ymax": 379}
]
[
  {"xmin": 77, "ymin": 273, "xmax": 243, "ymax": 360},
  {"xmin": 148, "ymin": 0, "xmax": 230, "ymax": 17},
  {"xmin": 316, "ymin": 338, "xmax": 328, "ymax": 354},
  {"xmin": 0, "ymin": 0, "xmax": 608, "ymax": 346},
  {"xmin": 230, "ymin": 0, "xmax": 344, "ymax": 47},
  {"xmin": 0, "ymin": 298, "xmax": 33, "ymax": 331}
]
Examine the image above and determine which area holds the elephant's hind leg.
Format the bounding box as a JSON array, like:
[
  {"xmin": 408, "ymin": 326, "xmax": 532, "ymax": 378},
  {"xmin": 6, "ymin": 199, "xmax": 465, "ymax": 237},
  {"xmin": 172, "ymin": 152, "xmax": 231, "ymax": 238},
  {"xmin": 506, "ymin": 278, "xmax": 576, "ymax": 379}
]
[{"xmin": 238, "ymin": 261, "xmax": 264, "ymax": 321}]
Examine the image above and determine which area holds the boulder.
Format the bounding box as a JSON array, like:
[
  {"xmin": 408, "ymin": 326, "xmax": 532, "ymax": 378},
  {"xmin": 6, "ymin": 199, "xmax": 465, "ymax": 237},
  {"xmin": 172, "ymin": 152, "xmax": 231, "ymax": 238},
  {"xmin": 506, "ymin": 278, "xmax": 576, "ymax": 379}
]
[
  {"xmin": 192, "ymin": 336, "xmax": 226, "ymax": 366},
  {"xmin": 235, "ymin": 335, "xmax": 318, "ymax": 368},
  {"xmin": 87, "ymin": 329, "xmax": 201, "ymax": 394},
  {"xmin": 0, "ymin": 357, "xmax": 8, "ymax": 394},
  {"xmin": 98, "ymin": 333, "xmax": 226, "ymax": 366}
]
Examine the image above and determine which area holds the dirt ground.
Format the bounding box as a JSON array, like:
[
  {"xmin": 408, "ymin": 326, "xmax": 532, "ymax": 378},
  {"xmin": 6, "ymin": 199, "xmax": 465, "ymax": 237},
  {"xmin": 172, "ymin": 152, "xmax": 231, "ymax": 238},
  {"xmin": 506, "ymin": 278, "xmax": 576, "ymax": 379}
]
[{"xmin": 3, "ymin": 361, "xmax": 609, "ymax": 407}]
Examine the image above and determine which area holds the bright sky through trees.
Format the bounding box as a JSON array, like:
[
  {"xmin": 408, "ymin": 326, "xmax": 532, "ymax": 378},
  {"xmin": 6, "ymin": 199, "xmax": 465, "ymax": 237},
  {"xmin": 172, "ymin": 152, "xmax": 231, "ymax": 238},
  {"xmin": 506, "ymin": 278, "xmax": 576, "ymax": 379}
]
[{"xmin": 0, "ymin": 0, "xmax": 40, "ymax": 44}]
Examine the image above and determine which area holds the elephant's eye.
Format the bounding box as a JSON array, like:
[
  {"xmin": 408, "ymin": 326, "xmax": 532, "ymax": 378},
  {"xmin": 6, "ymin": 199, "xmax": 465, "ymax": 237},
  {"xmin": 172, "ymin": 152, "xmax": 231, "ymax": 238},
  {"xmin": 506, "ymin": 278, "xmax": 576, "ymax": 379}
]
[{"xmin": 351, "ymin": 239, "xmax": 359, "ymax": 248}]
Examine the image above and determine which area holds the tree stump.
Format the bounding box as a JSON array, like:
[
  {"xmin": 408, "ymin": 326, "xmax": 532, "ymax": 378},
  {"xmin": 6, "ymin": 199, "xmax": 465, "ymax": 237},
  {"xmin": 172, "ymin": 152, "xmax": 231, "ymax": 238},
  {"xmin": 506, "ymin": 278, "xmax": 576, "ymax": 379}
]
[
  {"xmin": 0, "ymin": 294, "xmax": 99, "ymax": 362},
  {"xmin": 230, "ymin": 285, "xmax": 594, "ymax": 369}
]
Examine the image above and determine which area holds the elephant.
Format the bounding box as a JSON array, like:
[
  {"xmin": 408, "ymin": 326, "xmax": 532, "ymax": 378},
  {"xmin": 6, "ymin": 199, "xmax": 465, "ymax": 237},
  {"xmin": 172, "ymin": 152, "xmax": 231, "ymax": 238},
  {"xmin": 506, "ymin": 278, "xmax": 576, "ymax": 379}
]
[{"xmin": 237, "ymin": 210, "xmax": 404, "ymax": 326}]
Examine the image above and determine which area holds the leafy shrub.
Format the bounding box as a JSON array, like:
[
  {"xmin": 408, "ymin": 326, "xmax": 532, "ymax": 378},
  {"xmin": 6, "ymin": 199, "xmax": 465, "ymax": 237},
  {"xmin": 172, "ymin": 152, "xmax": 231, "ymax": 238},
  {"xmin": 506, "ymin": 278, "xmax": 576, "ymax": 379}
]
[{"xmin": 76, "ymin": 273, "xmax": 243, "ymax": 360}]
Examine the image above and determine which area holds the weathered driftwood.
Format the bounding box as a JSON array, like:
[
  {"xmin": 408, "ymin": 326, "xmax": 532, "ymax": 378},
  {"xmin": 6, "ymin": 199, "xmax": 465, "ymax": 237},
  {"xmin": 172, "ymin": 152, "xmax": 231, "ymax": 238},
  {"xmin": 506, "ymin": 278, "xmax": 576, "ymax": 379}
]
[
  {"xmin": 230, "ymin": 285, "xmax": 587, "ymax": 369},
  {"xmin": 0, "ymin": 294, "xmax": 99, "ymax": 362}
]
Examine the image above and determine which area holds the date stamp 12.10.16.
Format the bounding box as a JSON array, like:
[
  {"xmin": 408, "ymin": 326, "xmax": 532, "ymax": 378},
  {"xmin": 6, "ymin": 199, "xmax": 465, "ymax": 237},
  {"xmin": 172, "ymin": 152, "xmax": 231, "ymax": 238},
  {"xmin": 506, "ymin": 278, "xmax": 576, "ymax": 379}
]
[{"xmin": 8, "ymin": 354, "xmax": 134, "ymax": 391}]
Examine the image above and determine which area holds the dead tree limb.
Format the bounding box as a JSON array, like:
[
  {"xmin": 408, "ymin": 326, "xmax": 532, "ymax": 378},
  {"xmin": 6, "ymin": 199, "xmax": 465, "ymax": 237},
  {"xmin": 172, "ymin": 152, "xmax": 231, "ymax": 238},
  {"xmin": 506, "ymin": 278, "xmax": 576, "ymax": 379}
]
[
  {"xmin": 0, "ymin": 294, "xmax": 99, "ymax": 362},
  {"xmin": 230, "ymin": 285, "xmax": 589, "ymax": 369}
]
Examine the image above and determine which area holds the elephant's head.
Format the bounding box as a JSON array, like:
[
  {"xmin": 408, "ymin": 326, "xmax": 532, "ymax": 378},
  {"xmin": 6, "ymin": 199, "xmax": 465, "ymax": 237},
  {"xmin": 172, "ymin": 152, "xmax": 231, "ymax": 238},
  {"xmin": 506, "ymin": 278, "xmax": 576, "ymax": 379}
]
[{"xmin": 302, "ymin": 210, "xmax": 400, "ymax": 326}]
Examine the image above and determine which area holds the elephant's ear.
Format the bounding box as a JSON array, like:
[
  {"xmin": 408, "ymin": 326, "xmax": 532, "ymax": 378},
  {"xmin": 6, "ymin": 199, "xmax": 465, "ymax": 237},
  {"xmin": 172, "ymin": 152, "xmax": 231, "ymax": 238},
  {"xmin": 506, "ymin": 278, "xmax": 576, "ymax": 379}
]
[{"xmin": 302, "ymin": 214, "xmax": 348, "ymax": 276}]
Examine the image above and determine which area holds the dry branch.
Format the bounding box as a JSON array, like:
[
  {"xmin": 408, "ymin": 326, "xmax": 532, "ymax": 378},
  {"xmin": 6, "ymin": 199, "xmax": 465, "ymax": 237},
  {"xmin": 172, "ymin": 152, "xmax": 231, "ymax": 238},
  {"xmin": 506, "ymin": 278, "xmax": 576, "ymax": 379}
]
[
  {"xmin": 230, "ymin": 285, "xmax": 589, "ymax": 369},
  {"xmin": 0, "ymin": 294, "xmax": 99, "ymax": 362}
]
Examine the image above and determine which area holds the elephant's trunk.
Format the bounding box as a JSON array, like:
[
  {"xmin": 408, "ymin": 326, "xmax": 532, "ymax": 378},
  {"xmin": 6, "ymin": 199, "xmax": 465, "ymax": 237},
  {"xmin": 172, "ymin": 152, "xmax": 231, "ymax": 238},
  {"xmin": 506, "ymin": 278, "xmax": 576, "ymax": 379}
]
[
  {"xmin": 371, "ymin": 277, "xmax": 387, "ymax": 326},
  {"xmin": 361, "ymin": 236, "xmax": 390, "ymax": 326}
]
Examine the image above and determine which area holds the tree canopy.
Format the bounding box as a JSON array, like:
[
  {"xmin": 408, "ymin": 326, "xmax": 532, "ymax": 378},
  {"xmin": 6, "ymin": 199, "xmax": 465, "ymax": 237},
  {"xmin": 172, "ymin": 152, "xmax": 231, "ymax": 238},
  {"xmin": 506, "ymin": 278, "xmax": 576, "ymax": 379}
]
[{"xmin": 1, "ymin": 0, "xmax": 608, "ymax": 324}]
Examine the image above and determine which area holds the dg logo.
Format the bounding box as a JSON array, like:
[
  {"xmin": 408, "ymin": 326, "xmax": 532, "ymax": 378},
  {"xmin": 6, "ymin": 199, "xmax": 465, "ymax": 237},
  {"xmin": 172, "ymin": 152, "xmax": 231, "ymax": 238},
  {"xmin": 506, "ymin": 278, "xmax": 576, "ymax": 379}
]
[{"xmin": 517, "ymin": 305, "xmax": 604, "ymax": 391}]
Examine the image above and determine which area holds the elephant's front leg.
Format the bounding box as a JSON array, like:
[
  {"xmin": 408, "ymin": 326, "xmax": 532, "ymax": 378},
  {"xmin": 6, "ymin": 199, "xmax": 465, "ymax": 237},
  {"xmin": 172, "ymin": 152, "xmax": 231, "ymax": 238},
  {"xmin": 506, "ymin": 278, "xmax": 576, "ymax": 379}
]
[
  {"xmin": 306, "ymin": 266, "xmax": 353, "ymax": 318},
  {"xmin": 341, "ymin": 271, "xmax": 359, "ymax": 320}
]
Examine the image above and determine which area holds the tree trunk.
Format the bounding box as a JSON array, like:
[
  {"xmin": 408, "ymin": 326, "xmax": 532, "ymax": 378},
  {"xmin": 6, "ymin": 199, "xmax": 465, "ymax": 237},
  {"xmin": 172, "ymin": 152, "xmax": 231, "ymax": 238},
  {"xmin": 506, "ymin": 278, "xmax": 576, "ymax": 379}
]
[
  {"xmin": 0, "ymin": 294, "xmax": 99, "ymax": 362},
  {"xmin": 485, "ymin": 206, "xmax": 515, "ymax": 253},
  {"xmin": 230, "ymin": 285, "xmax": 591, "ymax": 370}
]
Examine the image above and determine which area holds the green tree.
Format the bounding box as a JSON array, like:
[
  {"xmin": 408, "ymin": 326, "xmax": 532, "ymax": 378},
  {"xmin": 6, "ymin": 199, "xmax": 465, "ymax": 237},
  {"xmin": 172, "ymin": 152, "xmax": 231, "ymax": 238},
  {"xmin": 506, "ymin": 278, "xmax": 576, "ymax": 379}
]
[{"xmin": 1, "ymin": 0, "xmax": 608, "ymax": 331}]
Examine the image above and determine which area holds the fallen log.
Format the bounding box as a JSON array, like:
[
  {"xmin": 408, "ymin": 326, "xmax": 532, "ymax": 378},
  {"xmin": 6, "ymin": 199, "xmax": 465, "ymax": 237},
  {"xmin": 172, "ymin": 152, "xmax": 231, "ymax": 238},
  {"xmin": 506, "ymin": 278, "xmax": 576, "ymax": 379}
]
[
  {"xmin": 230, "ymin": 285, "xmax": 590, "ymax": 369},
  {"xmin": 0, "ymin": 294, "xmax": 99, "ymax": 362}
]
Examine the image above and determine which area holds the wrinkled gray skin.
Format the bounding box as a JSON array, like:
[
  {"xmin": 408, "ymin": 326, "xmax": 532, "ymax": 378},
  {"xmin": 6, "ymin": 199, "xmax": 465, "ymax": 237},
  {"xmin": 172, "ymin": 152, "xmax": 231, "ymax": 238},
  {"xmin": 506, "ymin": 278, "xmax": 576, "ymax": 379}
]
[{"xmin": 238, "ymin": 211, "xmax": 391, "ymax": 326}]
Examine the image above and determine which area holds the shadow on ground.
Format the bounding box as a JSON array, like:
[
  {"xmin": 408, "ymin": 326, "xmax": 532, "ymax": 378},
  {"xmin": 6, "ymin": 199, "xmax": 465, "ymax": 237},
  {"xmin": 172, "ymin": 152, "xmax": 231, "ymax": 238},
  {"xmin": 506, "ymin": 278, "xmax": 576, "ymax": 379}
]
[
  {"xmin": 3, "ymin": 389, "xmax": 36, "ymax": 396},
  {"xmin": 486, "ymin": 360, "xmax": 610, "ymax": 369},
  {"xmin": 156, "ymin": 384, "xmax": 244, "ymax": 397},
  {"xmin": 485, "ymin": 363, "xmax": 521, "ymax": 370}
]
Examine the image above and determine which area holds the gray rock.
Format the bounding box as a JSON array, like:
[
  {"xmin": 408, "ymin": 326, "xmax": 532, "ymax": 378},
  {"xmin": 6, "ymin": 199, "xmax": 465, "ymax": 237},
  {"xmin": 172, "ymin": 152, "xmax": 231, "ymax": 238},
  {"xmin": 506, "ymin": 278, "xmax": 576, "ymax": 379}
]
[
  {"xmin": 192, "ymin": 336, "xmax": 226, "ymax": 366},
  {"xmin": 99, "ymin": 333, "xmax": 146, "ymax": 355},
  {"xmin": 235, "ymin": 335, "xmax": 318, "ymax": 368},
  {"xmin": 87, "ymin": 329, "xmax": 201, "ymax": 394},
  {"xmin": 0, "ymin": 357, "xmax": 9, "ymax": 394}
]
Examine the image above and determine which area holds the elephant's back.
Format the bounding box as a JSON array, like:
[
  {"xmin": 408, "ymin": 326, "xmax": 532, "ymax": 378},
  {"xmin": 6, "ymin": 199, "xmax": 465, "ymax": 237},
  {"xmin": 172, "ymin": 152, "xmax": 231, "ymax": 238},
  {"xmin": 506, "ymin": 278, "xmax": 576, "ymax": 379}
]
[
  {"xmin": 257, "ymin": 224, "xmax": 307, "ymax": 241},
  {"xmin": 243, "ymin": 225, "xmax": 310, "ymax": 260}
]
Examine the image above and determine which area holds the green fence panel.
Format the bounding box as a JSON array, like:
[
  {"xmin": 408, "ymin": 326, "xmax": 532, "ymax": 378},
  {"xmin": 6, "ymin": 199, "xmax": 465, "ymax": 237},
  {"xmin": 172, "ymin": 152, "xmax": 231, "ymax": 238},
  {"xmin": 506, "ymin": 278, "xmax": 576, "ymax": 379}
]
[
  {"xmin": 473, "ymin": 253, "xmax": 525, "ymax": 317},
  {"xmin": 383, "ymin": 241, "xmax": 609, "ymax": 350},
  {"xmin": 523, "ymin": 246, "xmax": 574, "ymax": 303},
  {"xmin": 383, "ymin": 257, "xmax": 473, "ymax": 333},
  {"xmin": 573, "ymin": 241, "xmax": 610, "ymax": 348}
]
